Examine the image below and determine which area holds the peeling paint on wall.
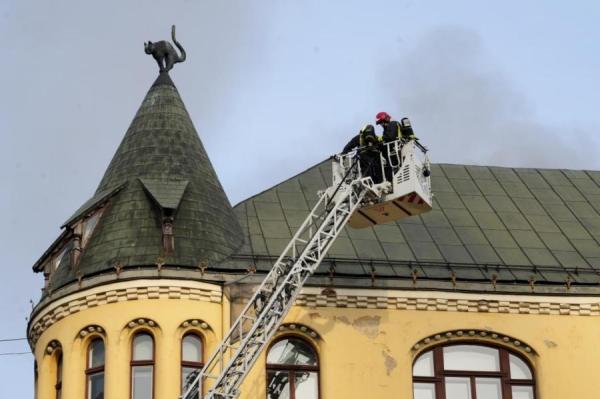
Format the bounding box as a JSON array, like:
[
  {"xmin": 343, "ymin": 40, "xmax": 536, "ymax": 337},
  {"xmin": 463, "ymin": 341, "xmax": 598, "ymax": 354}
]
[
  {"xmin": 545, "ymin": 339, "xmax": 558, "ymax": 348},
  {"xmin": 335, "ymin": 316, "xmax": 351, "ymax": 325},
  {"xmin": 382, "ymin": 349, "xmax": 398, "ymax": 376},
  {"xmin": 308, "ymin": 312, "xmax": 322, "ymax": 320},
  {"xmin": 351, "ymin": 315, "xmax": 381, "ymax": 339}
]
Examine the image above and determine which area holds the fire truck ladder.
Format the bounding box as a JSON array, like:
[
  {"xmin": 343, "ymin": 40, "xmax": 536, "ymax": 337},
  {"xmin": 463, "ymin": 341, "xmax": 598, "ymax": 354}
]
[{"xmin": 181, "ymin": 162, "xmax": 387, "ymax": 399}]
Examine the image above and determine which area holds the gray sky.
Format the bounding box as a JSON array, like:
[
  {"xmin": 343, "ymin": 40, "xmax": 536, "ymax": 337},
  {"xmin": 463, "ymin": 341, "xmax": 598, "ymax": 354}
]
[{"xmin": 2, "ymin": 0, "xmax": 600, "ymax": 396}]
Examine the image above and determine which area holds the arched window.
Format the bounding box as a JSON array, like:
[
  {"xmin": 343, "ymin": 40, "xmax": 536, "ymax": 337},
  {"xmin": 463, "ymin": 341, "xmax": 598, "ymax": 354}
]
[
  {"xmin": 86, "ymin": 339, "xmax": 105, "ymax": 399},
  {"xmin": 34, "ymin": 360, "xmax": 38, "ymax": 399},
  {"xmin": 181, "ymin": 334, "xmax": 204, "ymax": 396},
  {"xmin": 131, "ymin": 333, "xmax": 154, "ymax": 399},
  {"xmin": 413, "ymin": 344, "xmax": 535, "ymax": 399},
  {"xmin": 266, "ymin": 337, "xmax": 319, "ymax": 399},
  {"xmin": 55, "ymin": 352, "xmax": 63, "ymax": 399}
]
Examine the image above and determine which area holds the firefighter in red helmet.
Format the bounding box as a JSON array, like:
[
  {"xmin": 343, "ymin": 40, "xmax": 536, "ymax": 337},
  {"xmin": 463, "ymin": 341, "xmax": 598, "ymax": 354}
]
[{"xmin": 376, "ymin": 112, "xmax": 417, "ymax": 143}]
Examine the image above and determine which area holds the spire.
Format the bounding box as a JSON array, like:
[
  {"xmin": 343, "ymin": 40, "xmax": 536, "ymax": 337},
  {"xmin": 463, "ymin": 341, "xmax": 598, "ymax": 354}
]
[{"xmin": 43, "ymin": 72, "xmax": 244, "ymax": 290}]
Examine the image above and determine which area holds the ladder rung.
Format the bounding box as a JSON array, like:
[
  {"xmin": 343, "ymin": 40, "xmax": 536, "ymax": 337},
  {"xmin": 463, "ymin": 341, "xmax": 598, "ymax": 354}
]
[{"xmin": 188, "ymin": 180, "xmax": 370, "ymax": 399}]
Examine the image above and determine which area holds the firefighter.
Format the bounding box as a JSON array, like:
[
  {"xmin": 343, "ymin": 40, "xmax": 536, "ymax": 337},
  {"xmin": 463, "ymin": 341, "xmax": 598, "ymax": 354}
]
[
  {"xmin": 342, "ymin": 124, "xmax": 382, "ymax": 183},
  {"xmin": 342, "ymin": 124, "xmax": 379, "ymax": 153},
  {"xmin": 376, "ymin": 112, "xmax": 417, "ymax": 143},
  {"xmin": 376, "ymin": 112, "xmax": 417, "ymax": 182}
]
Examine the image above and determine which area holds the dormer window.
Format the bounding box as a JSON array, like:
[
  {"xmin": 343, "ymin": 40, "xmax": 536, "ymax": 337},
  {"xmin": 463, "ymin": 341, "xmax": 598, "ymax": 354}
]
[
  {"xmin": 53, "ymin": 241, "xmax": 74, "ymax": 272},
  {"xmin": 82, "ymin": 210, "xmax": 102, "ymax": 247}
]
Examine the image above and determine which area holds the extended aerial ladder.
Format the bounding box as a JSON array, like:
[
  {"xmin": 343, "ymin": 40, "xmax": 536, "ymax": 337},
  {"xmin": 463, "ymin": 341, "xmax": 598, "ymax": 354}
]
[{"xmin": 181, "ymin": 138, "xmax": 432, "ymax": 399}]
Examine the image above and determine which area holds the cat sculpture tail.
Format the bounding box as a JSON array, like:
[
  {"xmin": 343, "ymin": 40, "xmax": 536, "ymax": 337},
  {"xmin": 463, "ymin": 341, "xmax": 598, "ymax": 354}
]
[{"xmin": 171, "ymin": 25, "xmax": 186, "ymax": 64}]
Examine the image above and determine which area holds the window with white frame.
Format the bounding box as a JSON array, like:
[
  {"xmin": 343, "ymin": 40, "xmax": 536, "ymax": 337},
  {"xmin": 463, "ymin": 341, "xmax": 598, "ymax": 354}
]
[
  {"xmin": 181, "ymin": 333, "xmax": 204, "ymax": 397},
  {"xmin": 131, "ymin": 333, "xmax": 154, "ymax": 399},
  {"xmin": 413, "ymin": 344, "xmax": 535, "ymax": 399}
]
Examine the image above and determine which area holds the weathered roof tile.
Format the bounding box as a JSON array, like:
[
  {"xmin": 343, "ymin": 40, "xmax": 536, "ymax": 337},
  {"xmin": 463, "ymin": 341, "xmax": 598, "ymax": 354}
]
[
  {"xmin": 231, "ymin": 161, "xmax": 600, "ymax": 291},
  {"xmin": 38, "ymin": 73, "xmax": 244, "ymax": 291}
]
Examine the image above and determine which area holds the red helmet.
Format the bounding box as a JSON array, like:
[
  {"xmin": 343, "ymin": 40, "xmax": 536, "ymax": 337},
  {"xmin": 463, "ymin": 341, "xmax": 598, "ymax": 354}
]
[{"xmin": 375, "ymin": 111, "xmax": 391, "ymax": 124}]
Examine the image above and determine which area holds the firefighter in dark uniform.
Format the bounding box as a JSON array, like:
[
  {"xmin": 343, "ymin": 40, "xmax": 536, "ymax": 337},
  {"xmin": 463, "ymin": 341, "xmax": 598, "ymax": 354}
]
[
  {"xmin": 376, "ymin": 112, "xmax": 418, "ymax": 181},
  {"xmin": 342, "ymin": 124, "xmax": 383, "ymax": 183},
  {"xmin": 376, "ymin": 111, "xmax": 417, "ymax": 143}
]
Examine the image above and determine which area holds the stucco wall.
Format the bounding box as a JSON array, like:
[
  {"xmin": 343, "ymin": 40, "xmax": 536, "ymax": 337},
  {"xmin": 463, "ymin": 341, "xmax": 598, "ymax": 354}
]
[{"xmin": 32, "ymin": 280, "xmax": 600, "ymax": 399}]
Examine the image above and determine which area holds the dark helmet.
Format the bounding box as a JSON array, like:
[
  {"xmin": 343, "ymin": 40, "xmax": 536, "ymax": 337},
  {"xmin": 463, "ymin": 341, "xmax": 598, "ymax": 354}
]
[
  {"xmin": 360, "ymin": 124, "xmax": 377, "ymax": 146},
  {"xmin": 360, "ymin": 124, "xmax": 375, "ymax": 135}
]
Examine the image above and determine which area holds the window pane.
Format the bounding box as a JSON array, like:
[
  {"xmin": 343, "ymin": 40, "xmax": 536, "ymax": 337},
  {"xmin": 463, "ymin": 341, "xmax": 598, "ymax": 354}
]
[
  {"xmin": 88, "ymin": 372, "xmax": 104, "ymax": 399},
  {"xmin": 56, "ymin": 354, "xmax": 62, "ymax": 399},
  {"xmin": 476, "ymin": 377, "xmax": 501, "ymax": 399},
  {"xmin": 413, "ymin": 350, "xmax": 434, "ymax": 377},
  {"xmin": 132, "ymin": 366, "xmax": 153, "ymax": 399},
  {"xmin": 133, "ymin": 334, "xmax": 153, "ymax": 361},
  {"xmin": 267, "ymin": 370, "xmax": 291, "ymax": 399},
  {"xmin": 294, "ymin": 371, "xmax": 318, "ymax": 399},
  {"xmin": 54, "ymin": 242, "xmax": 73, "ymax": 271},
  {"xmin": 88, "ymin": 340, "xmax": 105, "ymax": 368},
  {"xmin": 267, "ymin": 339, "xmax": 317, "ymax": 366},
  {"xmin": 182, "ymin": 335, "xmax": 202, "ymax": 362},
  {"xmin": 512, "ymin": 386, "xmax": 534, "ymax": 399},
  {"xmin": 445, "ymin": 377, "xmax": 472, "ymax": 399},
  {"xmin": 83, "ymin": 213, "xmax": 101, "ymax": 244},
  {"xmin": 413, "ymin": 382, "xmax": 436, "ymax": 399},
  {"xmin": 56, "ymin": 354, "xmax": 63, "ymax": 382},
  {"xmin": 182, "ymin": 367, "xmax": 200, "ymax": 394},
  {"xmin": 509, "ymin": 354, "xmax": 532, "ymax": 380},
  {"xmin": 443, "ymin": 345, "xmax": 500, "ymax": 371}
]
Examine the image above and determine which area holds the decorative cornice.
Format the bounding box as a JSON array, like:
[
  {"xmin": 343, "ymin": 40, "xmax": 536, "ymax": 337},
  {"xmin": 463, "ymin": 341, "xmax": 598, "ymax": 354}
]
[
  {"xmin": 277, "ymin": 323, "xmax": 321, "ymax": 340},
  {"xmin": 180, "ymin": 319, "xmax": 211, "ymax": 331},
  {"xmin": 45, "ymin": 339, "xmax": 62, "ymax": 356},
  {"xmin": 30, "ymin": 282, "xmax": 600, "ymax": 349},
  {"xmin": 77, "ymin": 325, "xmax": 105, "ymax": 339},
  {"xmin": 295, "ymin": 288, "xmax": 600, "ymax": 317},
  {"xmin": 28, "ymin": 279, "xmax": 222, "ymax": 347},
  {"xmin": 412, "ymin": 329, "xmax": 535, "ymax": 355},
  {"xmin": 126, "ymin": 318, "xmax": 159, "ymax": 330}
]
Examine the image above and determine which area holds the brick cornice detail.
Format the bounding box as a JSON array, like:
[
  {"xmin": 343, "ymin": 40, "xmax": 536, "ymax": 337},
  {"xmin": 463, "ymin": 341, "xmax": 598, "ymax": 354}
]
[
  {"xmin": 28, "ymin": 280, "xmax": 222, "ymax": 346},
  {"xmin": 295, "ymin": 290, "xmax": 600, "ymax": 316}
]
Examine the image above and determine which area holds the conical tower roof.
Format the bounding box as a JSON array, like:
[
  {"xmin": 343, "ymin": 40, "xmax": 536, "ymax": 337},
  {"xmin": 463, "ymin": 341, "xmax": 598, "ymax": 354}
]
[{"xmin": 43, "ymin": 73, "xmax": 244, "ymax": 290}]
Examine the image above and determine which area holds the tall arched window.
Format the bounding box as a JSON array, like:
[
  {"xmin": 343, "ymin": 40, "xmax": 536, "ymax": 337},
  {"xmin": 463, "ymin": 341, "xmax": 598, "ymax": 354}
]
[
  {"xmin": 86, "ymin": 339, "xmax": 105, "ymax": 399},
  {"xmin": 266, "ymin": 337, "xmax": 319, "ymax": 399},
  {"xmin": 55, "ymin": 352, "xmax": 63, "ymax": 399},
  {"xmin": 181, "ymin": 334, "xmax": 204, "ymax": 396},
  {"xmin": 131, "ymin": 333, "xmax": 154, "ymax": 399},
  {"xmin": 34, "ymin": 360, "xmax": 38, "ymax": 399},
  {"xmin": 413, "ymin": 344, "xmax": 535, "ymax": 399}
]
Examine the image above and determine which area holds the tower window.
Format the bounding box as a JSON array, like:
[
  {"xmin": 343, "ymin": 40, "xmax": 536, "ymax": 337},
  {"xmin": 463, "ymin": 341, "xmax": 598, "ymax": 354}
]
[
  {"xmin": 53, "ymin": 241, "xmax": 74, "ymax": 272},
  {"xmin": 55, "ymin": 352, "xmax": 63, "ymax": 399},
  {"xmin": 82, "ymin": 211, "xmax": 102, "ymax": 247},
  {"xmin": 86, "ymin": 339, "xmax": 105, "ymax": 399},
  {"xmin": 34, "ymin": 360, "xmax": 38, "ymax": 399},
  {"xmin": 181, "ymin": 334, "xmax": 204, "ymax": 397},
  {"xmin": 266, "ymin": 337, "xmax": 319, "ymax": 399},
  {"xmin": 131, "ymin": 333, "xmax": 154, "ymax": 399},
  {"xmin": 413, "ymin": 343, "xmax": 535, "ymax": 399}
]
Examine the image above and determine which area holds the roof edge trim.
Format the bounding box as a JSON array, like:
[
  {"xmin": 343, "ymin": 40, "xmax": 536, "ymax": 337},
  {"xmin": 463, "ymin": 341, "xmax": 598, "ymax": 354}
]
[{"xmin": 61, "ymin": 182, "xmax": 127, "ymax": 228}]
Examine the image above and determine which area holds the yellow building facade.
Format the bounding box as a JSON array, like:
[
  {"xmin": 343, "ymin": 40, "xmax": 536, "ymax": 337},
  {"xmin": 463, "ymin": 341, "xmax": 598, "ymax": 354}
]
[
  {"xmin": 29, "ymin": 62, "xmax": 600, "ymax": 399},
  {"xmin": 30, "ymin": 277, "xmax": 600, "ymax": 398}
]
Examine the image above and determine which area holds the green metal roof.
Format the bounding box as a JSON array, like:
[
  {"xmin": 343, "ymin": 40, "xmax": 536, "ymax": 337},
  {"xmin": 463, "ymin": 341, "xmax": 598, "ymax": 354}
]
[
  {"xmin": 230, "ymin": 161, "xmax": 600, "ymax": 291},
  {"xmin": 41, "ymin": 73, "xmax": 244, "ymax": 291},
  {"xmin": 34, "ymin": 71, "xmax": 600, "ymax": 296},
  {"xmin": 140, "ymin": 178, "xmax": 189, "ymax": 210}
]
